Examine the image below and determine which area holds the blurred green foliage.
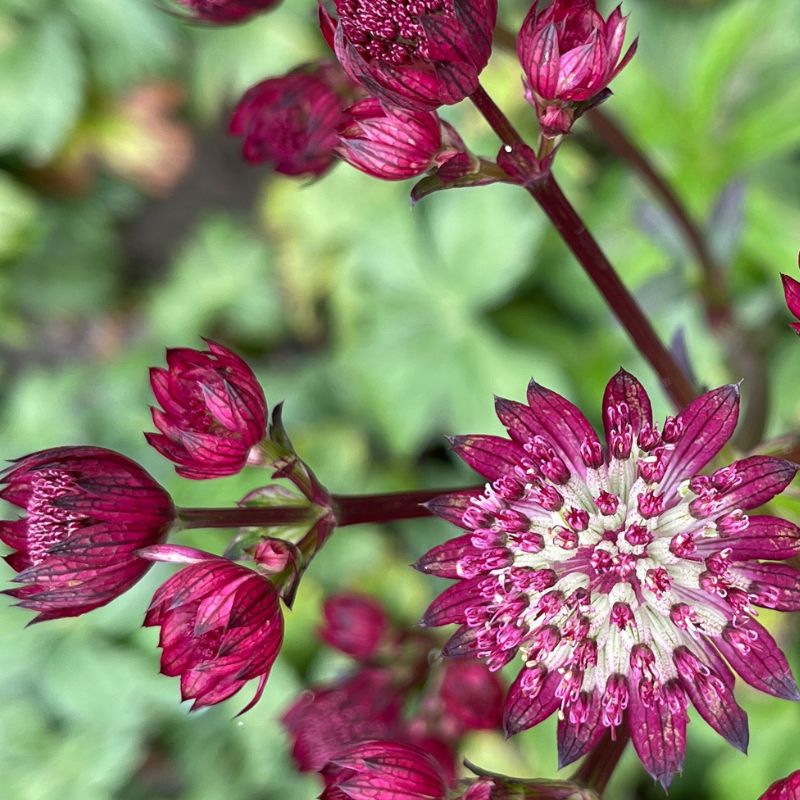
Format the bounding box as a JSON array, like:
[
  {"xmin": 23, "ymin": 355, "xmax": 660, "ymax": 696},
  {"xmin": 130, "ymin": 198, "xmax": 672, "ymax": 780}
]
[{"xmin": 0, "ymin": 0, "xmax": 798, "ymax": 798}]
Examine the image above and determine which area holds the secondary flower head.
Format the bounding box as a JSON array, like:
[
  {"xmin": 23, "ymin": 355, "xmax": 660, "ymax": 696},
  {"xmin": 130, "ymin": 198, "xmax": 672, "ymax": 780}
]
[
  {"xmin": 173, "ymin": 0, "xmax": 280, "ymax": 23},
  {"xmin": 517, "ymin": 0, "xmax": 637, "ymax": 135},
  {"xmin": 319, "ymin": 591, "xmax": 390, "ymax": 659},
  {"xmin": 141, "ymin": 545, "xmax": 283, "ymax": 712},
  {"xmin": 147, "ymin": 340, "xmax": 267, "ymax": 479},
  {"xmin": 337, "ymin": 98, "xmax": 450, "ymax": 180},
  {"xmin": 322, "ymin": 0, "xmax": 497, "ymax": 111},
  {"xmin": 418, "ymin": 370, "xmax": 800, "ymax": 788},
  {"xmin": 781, "ymin": 256, "xmax": 800, "ymax": 335},
  {"xmin": 322, "ymin": 740, "xmax": 449, "ymax": 800},
  {"xmin": 760, "ymin": 770, "xmax": 800, "ymax": 800},
  {"xmin": 229, "ymin": 61, "xmax": 356, "ymax": 178},
  {"xmin": 0, "ymin": 447, "xmax": 174, "ymax": 621}
]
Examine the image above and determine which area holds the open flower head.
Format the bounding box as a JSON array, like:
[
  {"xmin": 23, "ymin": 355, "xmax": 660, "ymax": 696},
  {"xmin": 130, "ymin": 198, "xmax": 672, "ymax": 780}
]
[
  {"xmin": 323, "ymin": 0, "xmax": 497, "ymax": 111},
  {"xmin": 147, "ymin": 340, "xmax": 267, "ymax": 479},
  {"xmin": 0, "ymin": 447, "xmax": 174, "ymax": 621},
  {"xmin": 141, "ymin": 545, "xmax": 283, "ymax": 712},
  {"xmin": 418, "ymin": 370, "xmax": 800, "ymax": 787}
]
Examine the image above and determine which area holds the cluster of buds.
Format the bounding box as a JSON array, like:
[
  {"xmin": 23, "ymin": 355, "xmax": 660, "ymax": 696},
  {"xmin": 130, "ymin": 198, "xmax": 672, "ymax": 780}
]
[
  {"xmin": 282, "ymin": 592, "xmax": 504, "ymax": 786},
  {"xmin": 1, "ymin": 341, "xmax": 333, "ymax": 711}
]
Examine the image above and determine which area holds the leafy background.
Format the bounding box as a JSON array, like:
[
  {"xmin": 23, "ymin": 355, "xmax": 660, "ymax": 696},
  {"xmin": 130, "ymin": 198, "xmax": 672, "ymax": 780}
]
[{"xmin": 0, "ymin": 0, "xmax": 798, "ymax": 797}]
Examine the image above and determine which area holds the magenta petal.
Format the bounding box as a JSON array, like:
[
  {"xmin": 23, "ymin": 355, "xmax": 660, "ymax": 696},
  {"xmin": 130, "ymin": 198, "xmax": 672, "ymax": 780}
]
[
  {"xmin": 424, "ymin": 490, "xmax": 483, "ymax": 527},
  {"xmin": 557, "ymin": 691, "xmax": 605, "ymax": 768},
  {"xmin": 442, "ymin": 624, "xmax": 481, "ymax": 658},
  {"xmin": 717, "ymin": 515, "xmax": 800, "ymax": 560},
  {"xmin": 421, "ymin": 576, "xmax": 489, "ymax": 627},
  {"xmin": 714, "ymin": 619, "xmax": 800, "ymax": 700},
  {"xmin": 660, "ymin": 384, "xmax": 740, "ymax": 495},
  {"xmin": 628, "ymin": 679, "xmax": 688, "ymax": 789},
  {"xmin": 449, "ymin": 435, "xmax": 526, "ymax": 480},
  {"xmin": 737, "ymin": 562, "xmax": 800, "ymax": 611},
  {"xmin": 602, "ymin": 368, "xmax": 653, "ymax": 437},
  {"xmin": 674, "ymin": 647, "xmax": 748, "ymax": 753},
  {"xmin": 781, "ymin": 273, "xmax": 800, "ymax": 319},
  {"xmin": 414, "ymin": 534, "xmax": 482, "ymax": 578},
  {"xmin": 503, "ymin": 666, "xmax": 561, "ymax": 736},
  {"xmin": 526, "ymin": 379, "xmax": 601, "ymax": 476},
  {"xmin": 706, "ymin": 457, "xmax": 798, "ymax": 517},
  {"xmin": 759, "ymin": 770, "xmax": 800, "ymax": 800}
]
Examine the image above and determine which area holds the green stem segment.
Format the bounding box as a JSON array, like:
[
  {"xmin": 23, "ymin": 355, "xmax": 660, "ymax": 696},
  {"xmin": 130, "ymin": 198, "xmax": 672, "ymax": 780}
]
[
  {"xmin": 468, "ymin": 83, "xmax": 697, "ymax": 410},
  {"xmin": 571, "ymin": 728, "xmax": 630, "ymax": 796}
]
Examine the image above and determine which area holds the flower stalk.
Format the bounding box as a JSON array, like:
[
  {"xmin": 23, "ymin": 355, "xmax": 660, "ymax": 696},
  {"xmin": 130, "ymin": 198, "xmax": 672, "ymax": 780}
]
[{"xmin": 571, "ymin": 729, "xmax": 630, "ymax": 796}]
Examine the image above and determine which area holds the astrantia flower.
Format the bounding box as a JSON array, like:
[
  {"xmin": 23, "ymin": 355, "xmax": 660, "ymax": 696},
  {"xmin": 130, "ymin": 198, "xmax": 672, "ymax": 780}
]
[
  {"xmin": 0, "ymin": 447, "xmax": 174, "ymax": 621},
  {"xmin": 322, "ymin": 740, "xmax": 449, "ymax": 800},
  {"xmin": 517, "ymin": 0, "xmax": 637, "ymax": 135},
  {"xmin": 319, "ymin": 591, "xmax": 390, "ymax": 660},
  {"xmin": 781, "ymin": 257, "xmax": 800, "ymax": 335},
  {"xmin": 173, "ymin": 0, "xmax": 280, "ymax": 24},
  {"xmin": 322, "ymin": 0, "xmax": 497, "ymax": 112},
  {"xmin": 229, "ymin": 61, "xmax": 355, "ymax": 178},
  {"xmin": 418, "ymin": 370, "xmax": 800, "ymax": 787},
  {"xmin": 760, "ymin": 770, "xmax": 800, "ymax": 800},
  {"xmin": 141, "ymin": 545, "xmax": 283, "ymax": 711},
  {"xmin": 147, "ymin": 340, "xmax": 267, "ymax": 479}
]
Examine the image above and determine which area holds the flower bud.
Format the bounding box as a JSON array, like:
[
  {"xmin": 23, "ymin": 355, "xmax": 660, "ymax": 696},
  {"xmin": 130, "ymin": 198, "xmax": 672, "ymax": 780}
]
[
  {"xmin": 229, "ymin": 61, "xmax": 355, "ymax": 177},
  {"xmin": 141, "ymin": 545, "xmax": 283, "ymax": 712},
  {"xmin": 173, "ymin": 0, "xmax": 280, "ymax": 23},
  {"xmin": 517, "ymin": 0, "xmax": 637, "ymax": 135},
  {"xmin": 337, "ymin": 98, "xmax": 446, "ymax": 180},
  {"xmin": 0, "ymin": 447, "xmax": 174, "ymax": 621},
  {"xmin": 319, "ymin": 591, "xmax": 390, "ymax": 660},
  {"xmin": 321, "ymin": 740, "xmax": 449, "ymax": 800},
  {"xmin": 146, "ymin": 340, "xmax": 267, "ymax": 479},
  {"xmin": 322, "ymin": 0, "xmax": 497, "ymax": 112}
]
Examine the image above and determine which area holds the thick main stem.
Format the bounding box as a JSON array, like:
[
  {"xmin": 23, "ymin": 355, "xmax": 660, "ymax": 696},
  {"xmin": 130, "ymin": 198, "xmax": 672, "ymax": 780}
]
[
  {"xmin": 571, "ymin": 728, "xmax": 630, "ymax": 795},
  {"xmin": 528, "ymin": 174, "xmax": 697, "ymax": 408},
  {"xmin": 178, "ymin": 506, "xmax": 316, "ymax": 530},
  {"xmin": 468, "ymin": 84, "xmax": 696, "ymax": 409}
]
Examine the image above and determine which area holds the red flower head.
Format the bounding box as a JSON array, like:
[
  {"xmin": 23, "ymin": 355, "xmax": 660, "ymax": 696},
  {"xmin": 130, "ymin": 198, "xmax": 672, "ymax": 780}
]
[
  {"xmin": 173, "ymin": 0, "xmax": 280, "ymax": 23},
  {"xmin": 418, "ymin": 370, "xmax": 800, "ymax": 788},
  {"xmin": 760, "ymin": 770, "xmax": 800, "ymax": 800},
  {"xmin": 321, "ymin": 0, "xmax": 497, "ymax": 112},
  {"xmin": 321, "ymin": 740, "xmax": 449, "ymax": 800},
  {"xmin": 147, "ymin": 340, "xmax": 267, "ymax": 479},
  {"xmin": 319, "ymin": 591, "xmax": 390, "ymax": 660},
  {"xmin": 781, "ymin": 255, "xmax": 800, "ymax": 335},
  {"xmin": 230, "ymin": 61, "xmax": 356, "ymax": 178},
  {"xmin": 517, "ymin": 0, "xmax": 637, "ymax": 135},
  {"xmin": 282, "ymin": 667, "xmax": 405, "ymax": 772},
  {"xmin": 338, "ymin": 98, "xmax": 450, "ymax": 180},
  {"xmin": 141, "ymin": 545, "xmax": 283, "ymax": 712},
  {"xmin": 0, "ymin": 447, "xmax": 174, "ymax": 622}
]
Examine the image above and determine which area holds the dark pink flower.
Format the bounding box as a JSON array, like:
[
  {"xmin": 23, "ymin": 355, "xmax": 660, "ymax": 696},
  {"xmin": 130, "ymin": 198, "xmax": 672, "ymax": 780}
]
[
  {"xmin": 760, "ymin": 770, "xmax": 800, "ymax": 800},
  {"xmin": 517, "ymin": 0, "xmax": 637, "ymax": 135},
  {"xmin": 322, "ymin": 0, "xmax": 497, "ymax": 112},
  {"xmin": 229, "ymin": 61, "xmax": 355, "ymax": 178},
  {"xmin": 173, "ymin": 0, "xmax": 280, "ymax": 24},
  {"xmin": 338, "ymin": 98, "xmax": 450, "ymax": 180},
  {"xmin": 320, "ymin": 591, "xmax": 390, "ymax": 660},
  {"xmin": 781, "ymin": 256, "xmax": 800, "ymax": 335},
  {"xmin": 322, "ymin": 740, "xmax": 449, "ymax": 800},
  {"xmin": 439, "ymin": 659, "xmax": 503, "ymax": 732},
  {"xmin": 418, "ymin": 370, "xmax": 800, "ymax": 788},
  {"xmin": 0, "ymin": 447, "xmax": 174, "ymax": 622},
  {"xmin": 282, "ymin": 667, "xmax": 405, "ymax": 771},
  {"xmin": 141, "ymin": 545, "xmax": 283, "ymax": 711},
  {"xmin": 146, "ymin": 340, "xmax": 267, "ymax": 479}
]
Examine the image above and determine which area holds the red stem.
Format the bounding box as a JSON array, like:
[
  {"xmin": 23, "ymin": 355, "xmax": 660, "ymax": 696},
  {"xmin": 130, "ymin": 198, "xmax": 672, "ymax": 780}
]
[
  {"xmin": 178, "ymin": 506, "xmax": 316, "ymax": 529},
  {"xmin": 467, "ymin": 84, "xmax": 696, "ymax": 409}
]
